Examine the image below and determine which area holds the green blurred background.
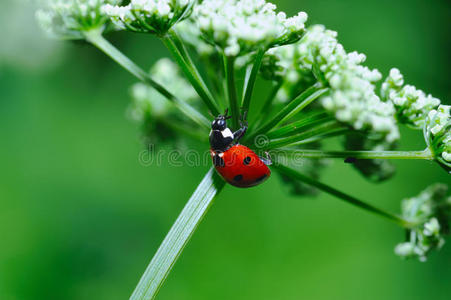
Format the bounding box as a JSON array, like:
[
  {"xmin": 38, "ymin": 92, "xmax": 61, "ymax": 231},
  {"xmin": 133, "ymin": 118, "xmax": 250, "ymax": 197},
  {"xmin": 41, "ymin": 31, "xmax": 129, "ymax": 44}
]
[{"xmin": 1, "ymin": 0, "xmax": 450, "ymax": 299}]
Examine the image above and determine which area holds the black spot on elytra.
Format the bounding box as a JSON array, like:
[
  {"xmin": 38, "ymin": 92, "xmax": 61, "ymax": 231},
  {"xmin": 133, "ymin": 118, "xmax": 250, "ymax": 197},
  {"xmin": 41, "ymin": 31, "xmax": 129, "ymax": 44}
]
[
  {"xmin": 234, "ymin": 174, "xmax": 243, "ymax": 182},
  {"xmin": 243, "ymin": 156, "xmax": 252, "ymax": 165},
  {"xmin": 255, "ymin": 174, "xmax": 267, "ymax": 183},
  {"xmin": 213, "ymin": 155, "xmax": 225, "ymax": 167}
]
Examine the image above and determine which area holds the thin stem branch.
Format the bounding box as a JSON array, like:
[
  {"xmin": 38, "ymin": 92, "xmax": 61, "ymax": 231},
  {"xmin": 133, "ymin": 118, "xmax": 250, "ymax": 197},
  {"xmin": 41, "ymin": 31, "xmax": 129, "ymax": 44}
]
[
  {"xmin": 241, "ymin": 49, "xmax": 265, "ymax": 114},
  {"xmin": 278, "ymin": 148, "xmax": 434, "ymax": 160},
  {"xmin": 251, "ymin": 79, "xmax": 283, "ymax": 129},
  {"xmin": 274, "ymin": 163, "xmax": 414, "ymax": 228},
  {"xmin": 161, "ymin": 34, "xmax": 220, "ymax": 116},
  {"xmin": 83, "ymin": 30, "xmax": 210, "ymax": 130},
  {"xmin": 277, "ymin": 128, "xmax": 350, "ymax": 146},
  {"xmin": 248, "ymin": 85, "xmax": 329, "ymax": 141},
  {"xmin": 224, "ymin": 55, "xmax": 240, "ymax": 129},
  {"xmin": 266, "ymin": 121, "xmax": 343, "ymax": 149},
  {"xmin": 130, "ymin": 168, "xmax": 225, "ymax": 300},
  {"xmin": 267, "ymin": 112, "xmax": 333, "ymax": 138}
]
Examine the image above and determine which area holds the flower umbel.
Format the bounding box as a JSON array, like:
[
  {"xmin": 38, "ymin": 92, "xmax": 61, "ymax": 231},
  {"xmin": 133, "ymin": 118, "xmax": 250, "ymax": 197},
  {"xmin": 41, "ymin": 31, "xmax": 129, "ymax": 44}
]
[
  {"xmin": 103, "ymin": 0, "xmax": 195, "ymax": 35},
  {"xmin": 424, "ymin": 105, "xmax": 451, "ymax": 172},
  {"xmin": 381, "ymin": 68, "xmax": 441, "ymax": 128},
  {"xmin": 299, "ymin": 25, "xmax": 399, "ymax": 144},
  {"xmin": 129, "ymin": 58, "xmax": 201, "ymax": 146},
  {"xmin": 194, "ymin": 0, "xmax": 308, "ymax": 56},
  {"xmin": 395, "ymin": 184, "xmax": 451, "ymax": 261},
  {"xmin": 36, "ymin": 0, "xmax": 121, "ymax": 39}
]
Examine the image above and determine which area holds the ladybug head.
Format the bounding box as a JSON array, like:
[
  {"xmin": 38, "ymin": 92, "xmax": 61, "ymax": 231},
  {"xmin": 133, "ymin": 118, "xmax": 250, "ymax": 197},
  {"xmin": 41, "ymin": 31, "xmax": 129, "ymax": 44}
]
[{"xmin": 211, "ymin": 109, "xmax": 232, "ymax": 131}]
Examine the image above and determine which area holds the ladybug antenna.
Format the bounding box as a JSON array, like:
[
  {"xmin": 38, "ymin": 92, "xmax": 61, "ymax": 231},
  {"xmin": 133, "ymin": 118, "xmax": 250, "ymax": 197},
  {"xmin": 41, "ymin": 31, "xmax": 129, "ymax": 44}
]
[{"xmin": 222, "ymin": 108, "xmax": 232, "ymax": 120}]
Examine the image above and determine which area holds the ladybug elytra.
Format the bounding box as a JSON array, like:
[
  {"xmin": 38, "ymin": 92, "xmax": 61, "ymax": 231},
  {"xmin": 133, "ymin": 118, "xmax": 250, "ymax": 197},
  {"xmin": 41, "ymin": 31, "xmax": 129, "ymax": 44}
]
[{"xmin": 209, "ymin": 110, "xmax": 271, "ymax": 188}]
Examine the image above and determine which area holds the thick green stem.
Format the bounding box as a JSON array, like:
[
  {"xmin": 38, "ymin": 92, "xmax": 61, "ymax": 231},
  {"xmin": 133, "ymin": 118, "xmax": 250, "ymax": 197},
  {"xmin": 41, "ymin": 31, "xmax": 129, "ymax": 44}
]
[
  {"xmin": 224, "ymin": 55, "xmax": 240, "ymax": 129},
  {"xmin": 241, "ymin": 49, "xmax": 265, "ymax": 114},
  {"xmin": 274, "ymin": 164, "xmax": 413, "ymax": 228},
  {"xmin": 278, "ymin": 148, "xmax": 434, "ymax": 160},
  {"xmin": 83, "ymin": 30, "xmax": 210, "ymax": 130},
  {"xmin": 161, "ymin": 34, "xmax": 220, "ymax": 116},
  {"xmin": 130, "ymin": 168, "xmax": 225, "ymax": 300}
]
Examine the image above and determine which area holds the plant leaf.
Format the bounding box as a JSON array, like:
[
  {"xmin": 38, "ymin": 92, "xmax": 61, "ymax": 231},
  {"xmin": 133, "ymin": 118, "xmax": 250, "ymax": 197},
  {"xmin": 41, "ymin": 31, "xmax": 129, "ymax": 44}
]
[{"xmin": 130, "ymin": 168, "xmax": 225, "ymax": 300}]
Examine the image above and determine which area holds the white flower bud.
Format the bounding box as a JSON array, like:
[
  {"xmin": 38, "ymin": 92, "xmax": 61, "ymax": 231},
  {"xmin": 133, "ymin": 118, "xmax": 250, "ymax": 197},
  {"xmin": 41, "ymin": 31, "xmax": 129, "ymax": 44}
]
[
  {"xmin": 423, "ymin": 218, "xmax": 440, "ymax": 237},
  {"xmin": 394, "ymin": 242, "xmax": 416, "ymax": 257}
]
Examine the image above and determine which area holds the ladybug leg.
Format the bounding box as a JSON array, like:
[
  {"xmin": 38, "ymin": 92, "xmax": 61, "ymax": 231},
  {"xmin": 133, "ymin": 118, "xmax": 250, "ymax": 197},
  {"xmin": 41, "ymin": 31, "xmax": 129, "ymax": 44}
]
[
  {"xmin": 260, "ymin": 151, "xmax": 272, "ymax": 166},
  {"xmin": 212, "ymin": 151, "xmax": 225, "ymax": 167},
  {"xmin": 233, "ymin": 113, "xmax": 248, "ymax": 142}
]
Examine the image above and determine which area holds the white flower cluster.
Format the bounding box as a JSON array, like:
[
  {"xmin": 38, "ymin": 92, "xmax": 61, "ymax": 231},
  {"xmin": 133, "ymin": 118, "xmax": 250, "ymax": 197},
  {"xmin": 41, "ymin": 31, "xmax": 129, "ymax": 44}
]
[
  {"xmin": 425, "ymin": 105, "xmax": 451, "ymax": 165},
  {"xmin": 194, "ymin": 0, "xmax": 308, "ymax": 56},
  {"xmin": 129, "ymin": 58, "xmax": 197, "ymax": 121},
  {"xmin": 297, "ymin": 25, "xmax": 399, "ymax": 143},
  {"xmin": 36, "ymin": 0, "xmax": 121, "ymax": 39},
  {"xmin": 103, "ymin": 0, "xmax": 193, "ymax": 35},
  {"xmin": 395, "ymin": 184, "xmax": 451, "ymax": 262},
  {"xmin": 381, "ymin": 68, "xmax": 441, "ymax": 128}
]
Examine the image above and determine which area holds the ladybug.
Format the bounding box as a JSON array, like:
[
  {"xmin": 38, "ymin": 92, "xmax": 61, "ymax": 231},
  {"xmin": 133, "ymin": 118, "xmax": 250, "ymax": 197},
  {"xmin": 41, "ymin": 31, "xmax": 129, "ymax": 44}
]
[{"xmin": 209, "ymin": 110, "xmax": 271, "ymax": 188}]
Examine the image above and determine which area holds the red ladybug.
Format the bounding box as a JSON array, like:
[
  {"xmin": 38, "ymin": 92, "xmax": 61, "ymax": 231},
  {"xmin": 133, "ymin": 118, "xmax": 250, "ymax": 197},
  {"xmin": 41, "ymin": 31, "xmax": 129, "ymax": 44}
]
[{"xmin": 209, "ymin": 110, "xmax": 271, "ymax": 188}]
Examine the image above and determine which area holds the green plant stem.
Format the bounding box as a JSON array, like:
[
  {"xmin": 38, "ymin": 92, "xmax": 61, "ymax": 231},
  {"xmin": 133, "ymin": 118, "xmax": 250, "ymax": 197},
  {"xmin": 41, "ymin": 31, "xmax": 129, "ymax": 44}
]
[
  {"xmin": 274, "ymin": 164, "xmax": 413, "ymax": 228},
  {"xmin": 277, "ymin": 148, "xmax": 434, "ymax": 160},
  {"xmin": 161, "ymin": 34, "xmax": 220, "ymax": 116},
  {"xmin": 280, "ymin": 128, "xmax": 350, "ymax": 146},
  {"xmin": 248, "ymin": 85, "xmax": 329, "ymax": 141},
  {"xmin": 241, "ymin": 49, "xmax": 265, "ymax": 114},
  {"xmin": 224, "ymin": 55, "xmax": 240, "ymax": 129},
  {"xmin": 267, "ymin": 112, "xmax": 333, "ymax": 138},
  {"xmin": 266, "ymin": 121, "xmax": 343, "ymax": 149},
  {"xmin": 251, "ymin": 79, "xmax": 284, "ymax": 129},
  {"xmin": 130, "ymin": 168, "xmax": 225, "ymax": 300},
  {"xmin": 83, "ymin": 29, "xmax": 210, "ymax": 130}
]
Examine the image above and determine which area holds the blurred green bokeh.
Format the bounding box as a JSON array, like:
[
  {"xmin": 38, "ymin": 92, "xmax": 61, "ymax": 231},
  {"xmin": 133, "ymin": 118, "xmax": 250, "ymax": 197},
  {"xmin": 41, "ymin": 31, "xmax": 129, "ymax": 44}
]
[{"xmin": 1, "ymin": 0, "xmax": 450, "ymax": 299}]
